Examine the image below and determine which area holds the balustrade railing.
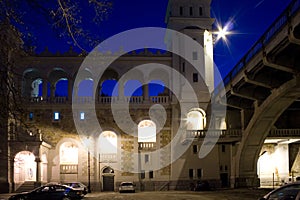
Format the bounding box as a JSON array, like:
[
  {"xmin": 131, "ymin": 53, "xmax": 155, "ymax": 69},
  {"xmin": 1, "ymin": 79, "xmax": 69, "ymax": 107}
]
[
  {"xmin": 150, "ymin": 96, "xmax": 169, "ymax": 104},
  {"xmin": 27, "ymin": 96, "xmax": 170, "ymax": 105},
  {"xmin": 138, "ymin": 142, "xmax": 156, "ymax": 150},
  {"xmin": 269, "ymin": 129, "xmax": 300, "ymax": 137},
  {"xmin": 99, "ymin": 153, "xmax": 118, "ymax": 163},
  {"xmin": 60, "ymin": 164, "xmax": 78, "ymax": 174},
  {"xmin": 125, "ymin": 96, "xmax": 143, "ymax": 104},
  {"xmin": 185, "ymin": 129, "xmax": 242, "ymax": 139}
]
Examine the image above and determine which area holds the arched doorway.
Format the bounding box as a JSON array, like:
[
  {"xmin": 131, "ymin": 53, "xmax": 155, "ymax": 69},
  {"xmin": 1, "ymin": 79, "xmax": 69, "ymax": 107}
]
[
  {"xmin": 14, "ymin": 151, "xmax": 37, "ymax": 189},
  {"xmin": 102, "ymin": 166, "xmax": 114, "ymax": 191}
]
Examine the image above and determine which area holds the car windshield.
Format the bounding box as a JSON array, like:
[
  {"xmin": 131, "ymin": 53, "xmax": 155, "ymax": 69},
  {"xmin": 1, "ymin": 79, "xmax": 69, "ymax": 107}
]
[
  {"xmin": 121, "ymin": 182, "xmax": 133, "ymax": 186},
  {"xmin": 269, "ymin": 184, "xmax": 300, "ymax": 199}
]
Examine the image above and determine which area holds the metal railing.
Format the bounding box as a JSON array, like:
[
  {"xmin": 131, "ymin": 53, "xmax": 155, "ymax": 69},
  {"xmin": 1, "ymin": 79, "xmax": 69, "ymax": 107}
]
[{"xmin": 213, "ymin": 0, "xmax": 300, "ymax": 97}]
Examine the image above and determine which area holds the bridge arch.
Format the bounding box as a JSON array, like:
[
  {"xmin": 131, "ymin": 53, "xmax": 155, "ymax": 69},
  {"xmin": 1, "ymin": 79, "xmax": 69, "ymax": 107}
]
[{"xmin": 235, "ymin": 76, "xmax": 300, "ymax": 187}]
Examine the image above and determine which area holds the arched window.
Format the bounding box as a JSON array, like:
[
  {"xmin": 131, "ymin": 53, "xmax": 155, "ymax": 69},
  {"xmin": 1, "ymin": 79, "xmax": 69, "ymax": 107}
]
[
  {"xmin": 186, "ymin": 109, "xmax": 206, "ymax": 130},
  {"xmin": 199, "ymin": 7, "xmax": 203, "ymax": 16},
  {"xmin": 149, "ymin": 80, "xmax": 165, "ymax": 96},
  {"xmin": 99, "ymin": 131, "xmax": 117, "ymax": 163},
  {"xmin": 59, "ymin": 142, "xmax": 78, "ymax": 174},
  {"xmin": 60, "ymin": 142, "xmax": 78, "ymax": 165},
  {"xmin": 31, "ymin": 78, "xmax": 42, "ymax": 97},
  {"xmin": 180, "ymin": 6, "xmax": 183, "ymax": 16},
  {"xmin": 55, "ymin": 78, "xmax": 68, "ymax": 97},
  {"xmin": 78, "ymin": 79, "xmax": 94, "ymax": 97},
  {"xmin": 100, "ymin": 80, "xmax": 118, "ymax": 96},
  {"xmin": 138, "ymin": 120, "xmax": 156, "ymax": 142},
  {"xmin": 14, "ymin": 151, "xmax": 36, "ymax": 183},
  {"xmin": 124, "ymin": 80, "xmax": 143, "ymax": 96},
  {"xmin": 189, "ymin": 7, "xmax": 193, "ymax": 16}
]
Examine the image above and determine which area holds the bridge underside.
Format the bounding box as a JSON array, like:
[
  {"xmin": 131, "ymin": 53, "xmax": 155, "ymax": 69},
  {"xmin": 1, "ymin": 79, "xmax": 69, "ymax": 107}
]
[{"xmin": 218, "ymin": 3, "xmax": 300, "ymax": 188}]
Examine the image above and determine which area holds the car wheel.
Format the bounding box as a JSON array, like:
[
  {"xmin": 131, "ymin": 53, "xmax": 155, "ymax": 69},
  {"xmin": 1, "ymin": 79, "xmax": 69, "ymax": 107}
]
[{"xmin": 62, "ymin": 197, "xmax": 71, "ymax": 200}]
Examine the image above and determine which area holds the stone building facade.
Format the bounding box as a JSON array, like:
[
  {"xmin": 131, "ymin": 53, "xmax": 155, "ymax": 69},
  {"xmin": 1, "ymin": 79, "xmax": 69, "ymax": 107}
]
[{"xmin": 0, "ymin": 0, "xmax": 238, "ymax": 193}]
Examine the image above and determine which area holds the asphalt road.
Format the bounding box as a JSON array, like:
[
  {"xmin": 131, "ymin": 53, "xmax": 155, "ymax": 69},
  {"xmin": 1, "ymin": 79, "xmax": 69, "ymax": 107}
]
[
  {"xmin": 0, "ymin": 189, "xmax": 272, "ymax": 200},
  {"xmin": 83, "ymin": 189, "xmax": 270, "ymax": 200}
]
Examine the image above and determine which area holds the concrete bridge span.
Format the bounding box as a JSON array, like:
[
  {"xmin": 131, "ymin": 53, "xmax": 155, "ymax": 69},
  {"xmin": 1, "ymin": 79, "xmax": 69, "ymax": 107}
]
[{"xmin": 213, "ymin": 0, "xmax": 300, "ymax": 187}]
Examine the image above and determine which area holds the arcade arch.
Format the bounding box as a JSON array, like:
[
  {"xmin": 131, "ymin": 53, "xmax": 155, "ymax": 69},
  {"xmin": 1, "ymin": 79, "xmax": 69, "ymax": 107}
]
[
  {"xmin": 22, "ymin": 68, "xmax": 42, "ymax": 97},
  {"xmin": 14, "ymin": 151, "xmax": 36, "ymax": 184}
]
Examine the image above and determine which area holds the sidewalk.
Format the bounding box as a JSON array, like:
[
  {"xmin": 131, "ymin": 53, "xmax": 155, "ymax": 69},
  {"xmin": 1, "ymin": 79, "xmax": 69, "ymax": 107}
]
[{"xmin": 0, "ymin": 193, "xmax": 13, "ymax": 200}]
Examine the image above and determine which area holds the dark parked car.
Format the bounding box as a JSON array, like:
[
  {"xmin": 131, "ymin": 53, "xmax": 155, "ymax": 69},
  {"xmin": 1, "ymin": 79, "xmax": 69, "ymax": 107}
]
[
  {"xmin": 194, "ymin": 180, "xmax": 210, "ymax": 191},
  {"xmin": 63, "ymin": 182, "xmax": 88, "ymax": 195},
  {"xmin": 259, "ymin": 182, "xmax": 300, "ymax": 200},
  {"xmin": 9, "ymin": 184, "xmax": 84, "ymax": 200}
]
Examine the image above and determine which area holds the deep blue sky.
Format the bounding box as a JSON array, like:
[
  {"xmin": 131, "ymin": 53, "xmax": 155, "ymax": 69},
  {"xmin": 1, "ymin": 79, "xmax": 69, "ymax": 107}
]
[{"xmin": 31, "ymin": 0, "xmax": 292, "ymax": 78}]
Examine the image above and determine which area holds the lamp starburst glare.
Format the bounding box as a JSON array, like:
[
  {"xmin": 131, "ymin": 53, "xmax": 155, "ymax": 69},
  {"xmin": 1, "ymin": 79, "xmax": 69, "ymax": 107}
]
[{"xmin": 213, "ymin": 19, "xmax": 234, "ymax": 44}]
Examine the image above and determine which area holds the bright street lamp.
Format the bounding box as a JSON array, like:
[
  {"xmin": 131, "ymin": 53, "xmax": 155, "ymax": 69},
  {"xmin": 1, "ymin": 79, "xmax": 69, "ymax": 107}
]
[{"xmin": 212, "ymin": 20, "xmax": 234, "ymax": 44}]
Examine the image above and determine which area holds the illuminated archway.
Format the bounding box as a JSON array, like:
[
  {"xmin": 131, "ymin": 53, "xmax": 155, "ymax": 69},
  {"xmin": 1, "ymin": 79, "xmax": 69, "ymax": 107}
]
[
  {"xmin": 14, "ymin": 151, "xmax": 36, "ymax": 183},
  {"xmin": 60, "ymin": 142, "xmax": 78, "ymax": 165},
  {"xmin": 59, "ymin": 142, "xmax": 78, "ymax": 175},
  {"xmin": 186, "ymin": 108, "xmax": 206, "ymax": 130},
  {"xmin": 138, "ymin": 120, "xmax": 156, "ymax": 142},
  {"xmin": 99, "ymin": 131, "xmax": 117, "ymax": 162}
]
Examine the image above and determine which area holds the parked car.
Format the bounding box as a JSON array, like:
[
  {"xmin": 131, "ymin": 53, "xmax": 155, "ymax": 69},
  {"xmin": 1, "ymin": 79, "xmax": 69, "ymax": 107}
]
[
  {"xmin": 259, "ymin": 182, "xmax": 300, "ymax": 200},
  {"xmin": 63, "ymin": 182, "xmax": 88, "ymax": 195},
  {"xmin": 119, "ymin": 182, "xmax": 135, "ymax": 193},
  {"xmin": 9, "ymin": 184, "xmax": 84, "ymax": 200},
  {"xmin": 194, "ymin": 180, "xmax": 211, "ymax": 191}
]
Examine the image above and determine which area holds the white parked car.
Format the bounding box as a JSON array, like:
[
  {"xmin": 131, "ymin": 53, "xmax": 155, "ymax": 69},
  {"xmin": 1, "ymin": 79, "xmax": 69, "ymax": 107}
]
[
  {"xmin": 63, "ymin": 182, "xmax": 88, "ymax": 195},
  {"xmin": 119, "ymin": 182, "xmax": 135, "ymax": 193}
]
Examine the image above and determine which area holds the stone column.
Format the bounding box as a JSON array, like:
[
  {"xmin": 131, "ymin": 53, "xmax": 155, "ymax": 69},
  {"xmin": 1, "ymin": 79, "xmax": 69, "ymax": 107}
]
[
  {"xmin": 118, "ymin": 80, "xmax": 124, "ymax": 101},
  {"xmin": 42, "ymin": 79, "xmax": 48, "ymax": 100},
  {"xmin": 34, "ymin": 157, "xmax": 41, "ymax": 188},
  {"xmin": 143, "ymin": 84, "xmax": 149, "ymax": 102},
  {"xmin": 50, "ymin": 84, "xmax": 56, "ymax": 102},
  {"xmin": 68, "ymin": 78, "xmax": 73, "ymax": 102}
]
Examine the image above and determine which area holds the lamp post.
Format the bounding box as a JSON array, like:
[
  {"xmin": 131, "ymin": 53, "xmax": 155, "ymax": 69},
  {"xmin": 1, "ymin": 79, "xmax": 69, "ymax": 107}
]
[
  {"xmin": 85, "ymin": 137, "xmax": 92, "ymax": 193},
  {"xmin": 87, "ymin": 149, "xmax": 91, "ymax": 193}
]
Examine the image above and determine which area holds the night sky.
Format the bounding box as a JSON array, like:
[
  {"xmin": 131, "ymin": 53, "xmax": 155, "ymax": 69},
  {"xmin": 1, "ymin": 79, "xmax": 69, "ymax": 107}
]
[{"xmin": 27, "ymin": 0, "xmax": 293, "ymax": 78}]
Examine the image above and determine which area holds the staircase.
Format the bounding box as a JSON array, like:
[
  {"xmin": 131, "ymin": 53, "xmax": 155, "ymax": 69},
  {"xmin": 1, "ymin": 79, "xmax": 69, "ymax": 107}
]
[{"xmin": 15, "ymin": 181, "xmax": 36, "ymax": 192}]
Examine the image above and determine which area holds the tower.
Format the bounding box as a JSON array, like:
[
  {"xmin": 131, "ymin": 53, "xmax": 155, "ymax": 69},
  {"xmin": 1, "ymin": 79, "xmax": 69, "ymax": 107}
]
[{"xmin": 166, "ymin": 0, "xmax": 215, "ymax": 94}]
